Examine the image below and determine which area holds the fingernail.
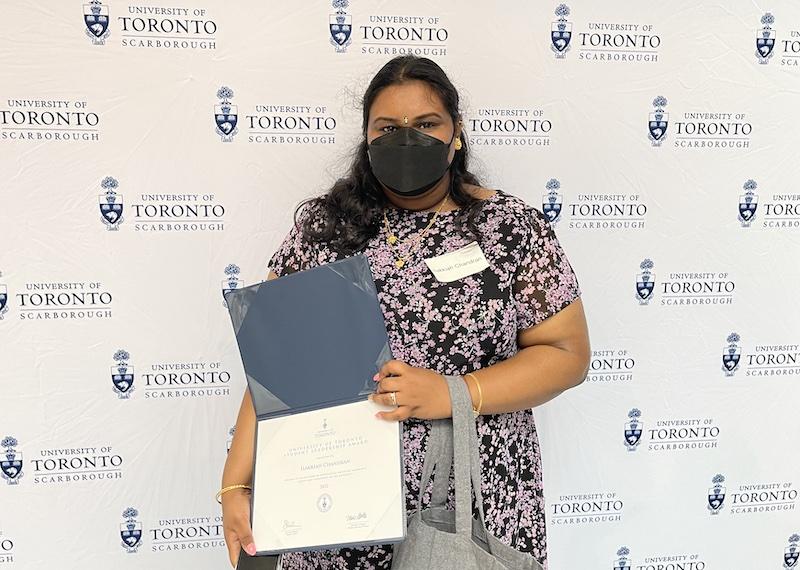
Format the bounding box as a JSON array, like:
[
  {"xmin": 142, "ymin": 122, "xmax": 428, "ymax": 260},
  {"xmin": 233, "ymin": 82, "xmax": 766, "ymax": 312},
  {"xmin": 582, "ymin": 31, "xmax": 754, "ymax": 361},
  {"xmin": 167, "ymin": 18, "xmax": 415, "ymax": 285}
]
[
  {"xmin": 245, "ymin": 543, "xmax": 256, "ymax": 556},
  {"xmin": 373, "ymin": 373, "xmax": 380, "ymax": 381},
  {"xmin": 367, "ymin": 394, "xmax": 373, "ymax": 402}
]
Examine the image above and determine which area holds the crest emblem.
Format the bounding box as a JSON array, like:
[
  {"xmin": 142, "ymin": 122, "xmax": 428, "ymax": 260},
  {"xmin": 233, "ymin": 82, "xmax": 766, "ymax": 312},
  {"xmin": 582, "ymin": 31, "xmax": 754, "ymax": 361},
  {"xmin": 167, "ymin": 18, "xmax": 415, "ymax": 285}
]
[
  {"xmin": 227, "ymin": 426, "xmax": 236, "ymax": 453},
  {"xmin": 708, "ymin": 474, "xmax": 726, "ymax": 514},
  {"xmin": 785, "ymin": 534, "xmax": 800, "ymax": 569},
  {"xmin": 1, "ymin": 436, "xmax": 23, "ymax": 485},
  {"xmin": 756, "ymin": 13, "xmax": 776, "ymax": 64},
  {"xmin": 317, "ymin": 493, "xmax": 333, "ymax": 512},
  {"xmin": 636, "ymin": 258, "xmax": 655, "ymax": 304},
  {"xmin": 111, "ymin": 349, "xmax": 135, "ymax": 398},
  {"xmin": 99, "ymin": 176, "xmax": 124, "ymax": 230},
  {"xmin": 722, "ymin": 332, "xmax": 741, "ymax": 377},
  {"xmin": 0, "ymin": 272, "xmax": 8, "ymax": 319},
  {"xmin": 551, "ymin": 4, "xmax": 572, "ymax": 58},
  {"xmin": 542, "ymin": 178, "xmax": 563, "ymax": 223},
  {"xmin": 648, "ymin": 96, "xmax": 668, "ymax": 146},
  {"xmin": 614, "ymin": 546, "xmax": 631, "ymax": 570},
  {"xmin": 120, "ymin": 507, "xmax": 142, "ymax": 552},
  {"xmin": 222, "ymin": 264, "xmax": 242, "ymax": 307},
  {"xmin": 329, "ymin": 0, "xmax": 352, "ymax": 52},
  {"xmin": 624, "ymin": 409, "xmax": 643, "ymax": 451},
  {"xmin": 215, "ymin": 86, "xmax": 238, "ymax": 142},
  {"xmin": 738, "ymin": 179, "xmax": 758, "ymax": 227},
  {"xmin": 84, "ymin": 0, "xmax": 110, "ymax": 45}
]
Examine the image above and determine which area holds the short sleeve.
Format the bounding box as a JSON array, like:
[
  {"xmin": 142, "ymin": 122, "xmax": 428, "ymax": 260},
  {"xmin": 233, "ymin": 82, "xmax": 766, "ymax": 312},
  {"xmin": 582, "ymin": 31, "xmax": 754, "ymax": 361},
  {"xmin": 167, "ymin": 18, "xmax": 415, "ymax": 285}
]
[
  {"xmin": 513, "ymin": 207, "xmax": 581, "ymax": 330},
  {"xmin": 267, "ymin": 202, "xmax": 318, "ymax": 277}
]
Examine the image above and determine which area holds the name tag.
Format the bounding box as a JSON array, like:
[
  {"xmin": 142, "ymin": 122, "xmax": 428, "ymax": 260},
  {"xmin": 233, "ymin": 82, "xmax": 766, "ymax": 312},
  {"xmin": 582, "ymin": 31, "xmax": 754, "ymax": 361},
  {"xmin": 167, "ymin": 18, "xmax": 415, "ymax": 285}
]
[{"xmin": 424, "ymin": 241, "xmax": 490, "ymax": 283}]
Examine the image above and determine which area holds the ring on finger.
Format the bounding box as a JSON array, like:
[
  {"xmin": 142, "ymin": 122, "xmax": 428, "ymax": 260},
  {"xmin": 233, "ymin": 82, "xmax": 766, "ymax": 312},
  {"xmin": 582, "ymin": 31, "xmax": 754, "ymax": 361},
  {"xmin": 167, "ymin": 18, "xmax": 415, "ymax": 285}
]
[{"xmin": 389, "ymin": 391, "xmax": 398, "ymax": 406}]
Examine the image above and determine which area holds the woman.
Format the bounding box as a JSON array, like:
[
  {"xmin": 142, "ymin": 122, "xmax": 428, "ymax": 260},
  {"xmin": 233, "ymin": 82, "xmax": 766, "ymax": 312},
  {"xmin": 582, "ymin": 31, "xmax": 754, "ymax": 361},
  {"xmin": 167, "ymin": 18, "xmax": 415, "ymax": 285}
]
[{"xmin": 221, "ymin": 55, "xmax": 590, "ymax": 569}]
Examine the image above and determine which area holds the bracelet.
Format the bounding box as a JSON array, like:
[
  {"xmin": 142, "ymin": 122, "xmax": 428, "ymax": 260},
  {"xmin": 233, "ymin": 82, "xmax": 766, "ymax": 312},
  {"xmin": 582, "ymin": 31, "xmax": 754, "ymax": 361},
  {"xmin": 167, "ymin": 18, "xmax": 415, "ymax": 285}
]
[
  {"xmin": 216, "ymin": 484, "xmax": 252, "ymax": 504},
  {"xmin": 464, "ymin": 372, "xmax": 483, "ymax": 417}
]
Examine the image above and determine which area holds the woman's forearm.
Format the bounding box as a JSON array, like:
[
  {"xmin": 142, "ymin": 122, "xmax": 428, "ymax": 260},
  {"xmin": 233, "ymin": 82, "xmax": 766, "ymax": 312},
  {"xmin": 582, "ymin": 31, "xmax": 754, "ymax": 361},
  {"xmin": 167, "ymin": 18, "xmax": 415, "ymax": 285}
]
[
  {"xmin": 466, "ymin": 343, "xmax": 589, "ymax": 415},
  {"xmin": 222, "ymin": 389, "xmax": 256, "ymax": 487}
]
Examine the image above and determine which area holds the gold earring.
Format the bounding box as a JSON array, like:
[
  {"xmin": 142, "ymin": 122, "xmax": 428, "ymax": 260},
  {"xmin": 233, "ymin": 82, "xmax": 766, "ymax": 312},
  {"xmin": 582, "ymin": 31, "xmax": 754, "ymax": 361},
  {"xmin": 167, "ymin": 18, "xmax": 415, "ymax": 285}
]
[{"xmin": 454, "ymin": 137, "xmax": 462, "ymax": 150}]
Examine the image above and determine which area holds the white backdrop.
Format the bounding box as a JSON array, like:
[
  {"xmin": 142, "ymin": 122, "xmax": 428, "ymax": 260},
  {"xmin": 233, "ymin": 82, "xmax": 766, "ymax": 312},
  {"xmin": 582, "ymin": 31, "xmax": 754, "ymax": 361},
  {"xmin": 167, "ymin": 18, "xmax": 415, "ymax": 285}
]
[{"xmin": 2, "ymin": 1, "xmax": 800, "ymax": 568}]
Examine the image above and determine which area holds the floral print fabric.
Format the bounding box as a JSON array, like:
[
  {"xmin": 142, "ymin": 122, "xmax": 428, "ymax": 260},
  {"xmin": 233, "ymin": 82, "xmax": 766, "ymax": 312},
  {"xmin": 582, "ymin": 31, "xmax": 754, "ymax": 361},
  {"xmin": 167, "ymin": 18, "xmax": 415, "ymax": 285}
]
[{"xmin": 268, "ymin": 189, "xmax": 581, "ymax": 569}]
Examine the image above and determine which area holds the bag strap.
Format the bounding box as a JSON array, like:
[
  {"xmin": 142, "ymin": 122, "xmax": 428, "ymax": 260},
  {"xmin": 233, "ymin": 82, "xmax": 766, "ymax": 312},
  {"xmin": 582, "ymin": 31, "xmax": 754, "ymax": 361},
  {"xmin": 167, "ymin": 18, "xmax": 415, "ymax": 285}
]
[
  {"xmin": 429, "ymin": 422, "xmax": 454, "ymax": 508},
  {"xmin": 444, "ymin": 375, "xmax": 489, "ymax": 538},
  {"xmin": 416, "ymin": 418, "xmax": 453, "ymax": 517}
]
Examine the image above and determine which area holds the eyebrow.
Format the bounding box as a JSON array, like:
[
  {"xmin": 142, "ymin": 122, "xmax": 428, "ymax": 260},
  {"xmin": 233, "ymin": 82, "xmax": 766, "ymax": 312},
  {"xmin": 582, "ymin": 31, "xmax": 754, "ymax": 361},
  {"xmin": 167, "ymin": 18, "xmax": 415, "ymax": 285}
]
[{"xmin": 373, "ymin": 112, "xmax": 444, "ymax": 123}]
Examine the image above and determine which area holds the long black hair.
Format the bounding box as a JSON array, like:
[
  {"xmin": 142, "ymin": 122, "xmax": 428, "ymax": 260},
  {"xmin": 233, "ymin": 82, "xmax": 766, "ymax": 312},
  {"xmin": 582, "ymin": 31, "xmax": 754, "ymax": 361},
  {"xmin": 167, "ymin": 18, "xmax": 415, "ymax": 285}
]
[{"xmin": 297, "ymin": 55, "xmax": 484, "ymax": 255}]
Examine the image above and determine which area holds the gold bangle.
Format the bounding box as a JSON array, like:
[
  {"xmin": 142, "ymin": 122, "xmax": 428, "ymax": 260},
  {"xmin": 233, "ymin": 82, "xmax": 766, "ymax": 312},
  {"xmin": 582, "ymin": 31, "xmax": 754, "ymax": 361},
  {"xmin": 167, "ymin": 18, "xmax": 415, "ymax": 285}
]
[
  {"xmin": 216, "ymin": 484, "xmax": 252, "ymax": 504},
  {"xmin": 464, "ymin": 372, "xmax": 483, "ymax": 417}
]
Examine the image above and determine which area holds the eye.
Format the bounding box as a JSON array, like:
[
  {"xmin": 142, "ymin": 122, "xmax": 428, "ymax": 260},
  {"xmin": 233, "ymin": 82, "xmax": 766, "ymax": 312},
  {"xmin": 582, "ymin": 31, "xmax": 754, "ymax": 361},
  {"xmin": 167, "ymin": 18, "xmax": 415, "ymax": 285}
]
[
  {"xmin": 417, "ymin": 121, "xmax": 436, "ymax": 129},
  {"xmin": 380, "ymin": 125, "xmax": 397, "ymax": 133}
]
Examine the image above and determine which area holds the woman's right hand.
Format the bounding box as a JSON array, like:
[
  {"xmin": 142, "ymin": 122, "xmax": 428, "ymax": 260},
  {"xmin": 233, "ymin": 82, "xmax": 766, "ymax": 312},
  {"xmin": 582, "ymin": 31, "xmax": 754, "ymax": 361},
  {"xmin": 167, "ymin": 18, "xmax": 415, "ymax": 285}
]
[{"xmin": 222, "ymin": 488, "xmax": 257, "ymax": 567}]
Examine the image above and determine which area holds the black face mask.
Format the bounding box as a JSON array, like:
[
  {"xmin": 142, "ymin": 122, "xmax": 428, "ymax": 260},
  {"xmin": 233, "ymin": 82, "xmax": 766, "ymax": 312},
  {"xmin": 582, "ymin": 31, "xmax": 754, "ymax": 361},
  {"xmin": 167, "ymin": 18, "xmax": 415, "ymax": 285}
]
[{"xmin": 367, "ymin": 127, "xmax": 454, "ymax": 197}]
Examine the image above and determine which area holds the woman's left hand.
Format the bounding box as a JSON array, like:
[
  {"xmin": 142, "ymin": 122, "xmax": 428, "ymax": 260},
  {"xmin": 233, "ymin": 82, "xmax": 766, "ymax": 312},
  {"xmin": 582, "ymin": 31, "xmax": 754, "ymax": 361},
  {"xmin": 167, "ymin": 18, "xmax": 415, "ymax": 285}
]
[{"xmin": 369, "ymin": 359, "xmax": 452, "ymax": 421}]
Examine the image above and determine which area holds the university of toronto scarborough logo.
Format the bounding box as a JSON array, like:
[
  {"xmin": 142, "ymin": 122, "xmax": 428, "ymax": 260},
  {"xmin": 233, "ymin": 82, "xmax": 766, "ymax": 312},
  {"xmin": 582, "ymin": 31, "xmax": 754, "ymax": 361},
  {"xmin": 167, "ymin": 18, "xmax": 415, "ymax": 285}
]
[
  {"xmin": 550, "ymin": 4, "xmax": 572, "ymax": 58},
  {"xmin": 708, "ymin": 473, "xmax": 726, "ymax": 514},
  {"xmin": 120, "ymin": 507, "xmax": 142, "ymax": 552},
  {"xmin": 542, "ymin": 178, "xmax": 563, "ymax": 223},
  {"xmin": 330, "ymin": 0, "xmax": 352, "ymax": 53},
  {"xmin": 648, "ymin": 96, "xmax": 668, "ymax": 146},
  {"xmin": 738, "ymin": 179, "xmax": 758, "ymax": 227},
  {"xmin": 1, "ymin": 436, "xmax": 23, "ymax": 485},
  {"xmin": 786, "ymin": 534, "xmax": 800, "ymax": 569},
  {"xmin": 0, "ymin": 271, "xmax": 8, "ymax": 319},
  {"xmin": 84, "ymin": 0, "xmax": 110, "ymax": 45},
  {"xmin": 98, "ymin": 176, "xmax": 124, "ymax": 230},
  {"xmin": 722, "ymin": 333, "xmax": 741, "ymax": 377},
  {"xmin": 615, "ymin": 546, "xmax": 632, "ymax": 570},
  {"xmin": 756, "ymin": 12, "xmax": 776, "ymax": 64},
  {"xmin": 222, "ymin": 264, "xmax": 242, "ymax": 307},
  {"xmin": 111, "ymin": 349, "xmax": 135, "ymax": 399},
  {"xmin": 624, "ymin": 409, "xmax": 643, "ymax": 451},
  {"xmin": 635, "ymin": 258, "xmax": 655, "ymax": 304},
  {"xmin": 214, "ymin": 86, "xmax": 238, "ymax": 142}
]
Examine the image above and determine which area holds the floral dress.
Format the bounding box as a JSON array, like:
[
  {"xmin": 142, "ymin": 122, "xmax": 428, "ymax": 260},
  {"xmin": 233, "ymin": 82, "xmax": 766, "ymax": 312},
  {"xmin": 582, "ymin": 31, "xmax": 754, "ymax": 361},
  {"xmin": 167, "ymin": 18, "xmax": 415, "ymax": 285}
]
[{"xmin": 267, "ymin": 188, "xmax": 581, "ymax": 569}]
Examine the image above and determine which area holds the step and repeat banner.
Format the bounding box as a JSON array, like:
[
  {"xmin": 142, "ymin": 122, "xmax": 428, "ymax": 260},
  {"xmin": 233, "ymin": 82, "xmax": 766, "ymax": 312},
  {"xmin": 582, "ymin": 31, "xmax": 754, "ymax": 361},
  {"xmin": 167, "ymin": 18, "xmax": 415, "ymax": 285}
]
[{"xmin": 1, "ymin": 1, "xmax": 799, "ymax": 568}]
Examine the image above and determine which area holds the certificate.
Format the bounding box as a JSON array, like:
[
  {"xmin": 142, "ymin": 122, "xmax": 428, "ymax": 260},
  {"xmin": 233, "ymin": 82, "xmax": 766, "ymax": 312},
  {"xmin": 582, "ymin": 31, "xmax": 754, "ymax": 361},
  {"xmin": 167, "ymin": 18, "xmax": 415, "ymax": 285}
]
[
  {"xmin": 224, "ymin": 255, "xmax": 404, "ymax": 553},
  {"xmin": 251, "ymin": 399, "xmax": 405, "ymax": 554}
]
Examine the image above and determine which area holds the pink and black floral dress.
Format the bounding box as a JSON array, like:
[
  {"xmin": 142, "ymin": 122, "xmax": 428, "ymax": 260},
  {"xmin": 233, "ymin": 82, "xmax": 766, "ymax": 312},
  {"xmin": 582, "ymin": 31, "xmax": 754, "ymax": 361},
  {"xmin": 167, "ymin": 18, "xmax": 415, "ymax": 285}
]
[{"xmin": 269, "ymin": 188, "xmax": 581, "ymax": 569}]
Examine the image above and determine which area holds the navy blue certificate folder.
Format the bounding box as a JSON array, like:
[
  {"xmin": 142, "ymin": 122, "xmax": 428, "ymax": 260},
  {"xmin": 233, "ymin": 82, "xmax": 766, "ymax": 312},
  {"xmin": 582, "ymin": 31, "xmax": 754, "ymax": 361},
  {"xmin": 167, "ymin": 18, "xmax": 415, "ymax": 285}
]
[
  {"xmin": 223, "ymin": 254, "xmax": 405, "ymax": 556},
  {"xmin": 224, "ymin": 254, "xmax": 393, "ymax": 419}
]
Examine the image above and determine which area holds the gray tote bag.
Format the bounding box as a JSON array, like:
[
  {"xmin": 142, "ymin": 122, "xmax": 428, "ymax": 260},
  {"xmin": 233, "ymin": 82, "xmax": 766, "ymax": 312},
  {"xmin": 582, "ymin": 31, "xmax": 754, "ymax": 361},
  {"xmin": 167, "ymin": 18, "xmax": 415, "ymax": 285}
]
[{"xmin": 391, "ymin": 374, "xmax": 544, "ymax": 570}]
